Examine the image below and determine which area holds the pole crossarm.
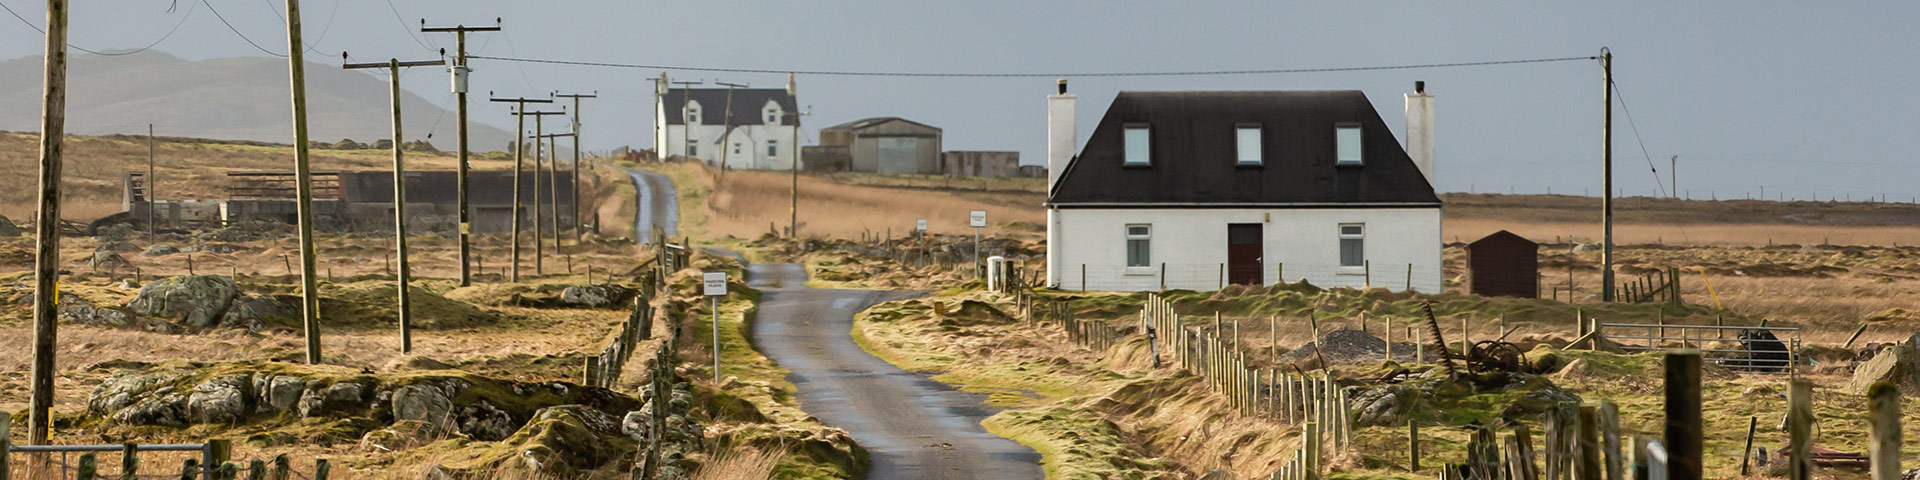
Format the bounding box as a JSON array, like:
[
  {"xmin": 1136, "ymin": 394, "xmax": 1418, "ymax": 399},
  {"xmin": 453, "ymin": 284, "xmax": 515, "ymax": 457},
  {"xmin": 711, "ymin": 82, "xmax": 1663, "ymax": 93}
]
[
  {"xmin": 343, "ymin": 59, "xmax": 444, "ymax": 69},
  {"xmin": 421, "ymin": 19, "xmax": 501, "ymax": 287}
]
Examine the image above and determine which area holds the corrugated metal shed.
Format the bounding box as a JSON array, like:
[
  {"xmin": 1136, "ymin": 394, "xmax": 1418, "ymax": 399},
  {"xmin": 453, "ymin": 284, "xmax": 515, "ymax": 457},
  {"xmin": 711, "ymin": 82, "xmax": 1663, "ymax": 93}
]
[{"xmin": 1468, "ymin": 230, "xmax": 1539, "ymax": 298}]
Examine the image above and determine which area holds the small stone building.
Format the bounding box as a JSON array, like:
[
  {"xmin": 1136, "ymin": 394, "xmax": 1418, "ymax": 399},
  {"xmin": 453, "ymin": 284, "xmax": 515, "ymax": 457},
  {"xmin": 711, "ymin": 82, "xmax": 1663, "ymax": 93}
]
[{"xmin": 1467, "ymin": 230, "xmax": 1539, "ymax": 298}]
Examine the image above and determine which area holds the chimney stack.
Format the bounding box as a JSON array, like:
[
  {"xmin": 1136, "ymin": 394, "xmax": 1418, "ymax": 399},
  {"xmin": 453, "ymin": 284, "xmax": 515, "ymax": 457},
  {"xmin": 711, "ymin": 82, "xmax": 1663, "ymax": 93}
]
[
  {"xmin": 1405, "ymin": 81, "xmax": 1435, "ymax": 186},
  {"xmin": 1047, "ymin": 79, "xmax": 1076, "ymax": 193}
]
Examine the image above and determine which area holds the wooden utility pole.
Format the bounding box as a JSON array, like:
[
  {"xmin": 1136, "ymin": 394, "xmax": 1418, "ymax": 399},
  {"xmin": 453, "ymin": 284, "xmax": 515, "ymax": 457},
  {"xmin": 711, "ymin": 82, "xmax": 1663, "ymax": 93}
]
[
  {"xmin": 421, "ymin": 19, "xmax": 501, "ymax": 287},
  {"xmin": 537, "ymin": 130, "xmax": 574, "ymax": 265},
  {"xmin": 1600, "ymin": 48, "xmax": 1616, "ymax": 302},
  {"xmin": 285, "ymin": 0, "xmax": 324, "ymax": 365},
  {"xmin": 649, "ymin": 74, "xmax": 665, "ymax": 160},
  {"xmin": 529, "ymin": 112, "xmax": 561, "ymax": 276},
  {"xmin": 147, "ymin": 123, "xmax": 155, "ymax": 242},
  {"xmin": 491, "ymin": 96, "xmax": 554, "ymax": 283},
  {"xmin": 786, "ymin": 74, "xmax": 800, "ymax": 237},
  {"xmin": 29, "ymin": 0, "xmax": 69, "ymax": 446},
  {"xmin": 343, "ymin": 56, "xmax": 443, "ymax": 353},
  {"xmin": 715, "ymin": 82, "xmax": 747, "ymax": 171},
  {"xmin": 553, "ymin": 92, "xmax": 595, "ymax": 244},
  {"xmin": 670, "ymin": 80, "xmax": 703, "ymax": 159},
  {"xmin": 1670, "ymin": 155, "xmax": 1678, "ymax": 199},
  {"xmin": 1868, "ymin": 382, "xmax": 1901, "ymax": 480}
]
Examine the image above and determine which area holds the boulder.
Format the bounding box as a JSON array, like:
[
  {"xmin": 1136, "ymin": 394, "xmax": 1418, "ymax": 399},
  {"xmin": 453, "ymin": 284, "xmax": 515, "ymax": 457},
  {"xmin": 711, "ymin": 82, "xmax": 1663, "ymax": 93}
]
[
  {"xmin": 60, "ymin": 296, "xmax": 135, "ymax": 327},
  {"xmin": 254, "ymin": 375, "xmax": 307, "ymax": 414},
  {"xmin": 97, "ymin": 241, "xmax": 141, "ymax": 253},
  {"xmin": 1848, "ymin": 333, "xmax": 1920, "ymax": 396},
  {"xmin": 392, "ymin": 384, "xmax": 455, "ymax": 430},
  {"xmin": 512, "ymin": 405, "xmax": 631, "ymax": 476},
  {"xmin": 126, "ymin": 275, "xmax": 239, "ymax": 328},
  {"xmin": 90, "ymin": 251, "xmax": 132, "ymax": 272},
  {"xmin": 0, "ymin": 214, "xmax": 18, "ymax": 236},
  {"xmin": 142, "ymin": 244, "xmax": 180, "ymax": 257},
  {"xmin": 458, "ymin": 400, "xmax": 516, "ymax": 441},
  {"xmin": 298, "ymin": 382, "xmax": 369, "ymax": 418},
  {"xmin": 196, "ymin": 243, "xmax": 241, "ymax": 254},
  {"xmin": 560, "ymin": 284, "xmax": 634, "ymax": 308},
  {"xmin": 186, "ymin": 374, "xmax": 253, "ymax": 424},
  {"xmin": 220, "ymin": 295, "xmax": 297, "ymax": 330}
]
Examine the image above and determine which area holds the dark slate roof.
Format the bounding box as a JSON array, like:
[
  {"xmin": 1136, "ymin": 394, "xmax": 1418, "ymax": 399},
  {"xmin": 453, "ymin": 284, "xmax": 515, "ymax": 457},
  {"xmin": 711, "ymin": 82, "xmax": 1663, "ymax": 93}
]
[
  {"xmin": 820, "ymin": 116, "xmax": 942, "ymax": 133},
  {"xmin": 1047, "ymin": 91, "xmax": 1440, "ymax": 207},
  {"xmin": 662, "ymin": 88, "xmax": 796, "ymax": 126}
]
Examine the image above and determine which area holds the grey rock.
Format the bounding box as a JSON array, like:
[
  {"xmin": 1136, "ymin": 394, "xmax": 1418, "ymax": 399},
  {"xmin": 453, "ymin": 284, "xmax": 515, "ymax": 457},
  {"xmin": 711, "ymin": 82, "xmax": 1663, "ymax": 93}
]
[
  {"xmin": 98, "ymin": 241, "xmax": 141, "ymax": 253},
  {"xmin": 220, "ymin": 295, "xmax": 296, "ymax": 331},
  {"xmin": 560, "ymin": 284, "xmax": 634, "ymax": 308},
  {"xmin": 0, "ymin": 214, "xmax": 18, "ymax": 236},
  {"xmin": 392, "ymin": 384, "xmax": 455, "ymax": 430},
  {"xmin": 186, "ymin": 374, "xmax": 253, "ymax": 424},
  {"xmin": 258, "ymin": 376, "xmax": 306, "ymax": 414},
  {"xmin": 60, "ymin": 296, "xmax": 135, "ymax": 327},
  {"xmin": 299, "ymin": 382, "xmax": 368, "ymax": 417},
  {"xmin": 90, "ymin": 251, "xmax": 132, "ymax": 272},
  {"xmin": 141, "ymin": 244, "xmax": 180, "ymax": 257},
  {"xmin": 126, "ymin": 275, "xmax": 239, "ymax": 328},
  {"xmin": 459, "ymin": 400, "xmax": 515, "ymax": 441},
  {"xmin": 89, "ymin": 369, "xmax": 189, "ymax": 416},
  {"xmin": 621, "ymin": 410, "xmax": 651, "ymax": 442},
  {"xmin": 197, "ymin": 243, "xmax": 241, "ymax": 254}
]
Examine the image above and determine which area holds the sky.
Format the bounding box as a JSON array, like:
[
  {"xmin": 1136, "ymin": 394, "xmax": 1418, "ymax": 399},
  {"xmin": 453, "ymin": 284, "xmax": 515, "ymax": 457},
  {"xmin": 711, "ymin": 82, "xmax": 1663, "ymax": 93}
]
[{"xmin": 2, "ymin": 1, "xmax": 1917, "ymax": 201}]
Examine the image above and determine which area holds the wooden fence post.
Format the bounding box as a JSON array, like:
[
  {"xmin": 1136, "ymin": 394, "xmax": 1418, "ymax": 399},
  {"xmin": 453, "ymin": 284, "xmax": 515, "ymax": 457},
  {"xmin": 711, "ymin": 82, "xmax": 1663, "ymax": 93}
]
[
  {"xmin": 1868, "ymin": 382, "xmax": 1900, "ymax": 480},
  {"xmin": 270, "ymin": 454, "xmax": 289, "ymax": 480},
  {"xmin": 246, "ymin": 459, "xmax": 265, "ymax": 480},
  {"xmin": 0, "ymin": 410, "xmax": 10, "ymax": 480},
  {"xmin": 1788, "ymin": 379, "xmax": 1812, "ymax": 480},
  {"xmin": 177, "ymin": 459, "xmax": 198, "ymax": 480},
  {"xmin": 216, "ymin": 462, "xmax": 237, "ymax": 480},
  {"xmin": 1666, "ymin": 352, "xmax": 1703, "ymax": 480},
  {"xmin": 1740, "ymin": 416, "xmax": 1758, "ymax": 476},
  {"xmin": 1601, "ymin": 401, "xmax": 1622, "ymax": 480},
  {"xmin": 313, "ymin": 459, "xmax": 329, "ymax": 480},
  {"xmin": 1576, "ymin": 405, "xmax": 1601, "ymax": 480},
  {"xmin": 78, "ymin": 453, "xmax": 98, "ymax": 480},
  {"xmin": 122, "ymin": 442, "xmax": 138, "ymax": 480},
  {"xmin": 1408, "ymin": 420, "xmax": 1419, "ymax": 472}
]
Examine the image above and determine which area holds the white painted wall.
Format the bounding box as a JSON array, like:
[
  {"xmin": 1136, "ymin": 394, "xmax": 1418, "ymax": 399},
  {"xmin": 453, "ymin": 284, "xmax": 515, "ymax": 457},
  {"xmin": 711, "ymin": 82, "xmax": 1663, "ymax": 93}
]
[
  {"xmin": 656, "ymin": 100, "xmax": 798, "ymax": 170},
  {"xmin": 1047, "ymin": 207, "xmax": 1444, "ymax": 293}
]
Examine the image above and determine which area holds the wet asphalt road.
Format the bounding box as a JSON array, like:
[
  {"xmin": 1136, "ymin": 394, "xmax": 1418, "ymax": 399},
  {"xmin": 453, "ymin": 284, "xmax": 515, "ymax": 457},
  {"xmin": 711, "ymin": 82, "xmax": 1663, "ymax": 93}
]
[
  {"xmin": 626, "ymin": 169, "xmax": 678, "ymax": 240},
  {"xmin": 743, "ymin": 262, "xmax": 1044, "ymax": 480}
]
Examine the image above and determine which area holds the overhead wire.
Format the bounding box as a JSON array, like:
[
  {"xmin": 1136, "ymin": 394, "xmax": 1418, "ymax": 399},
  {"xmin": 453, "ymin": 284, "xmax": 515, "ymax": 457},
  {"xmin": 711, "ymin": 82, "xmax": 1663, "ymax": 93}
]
[
  {"xmin": 382, "ymin": 0, "xmax": 437, "ymax": 53},
  {"xmin": 1608, "ymin": 73, "xmax": 1667, "ymax": 198},
  {"xmin": 201, "ymin": 0, "xmax": 286, "ymax": 57},
  {"xmin": 0, "ymin": 0, "xmax": 199, "ymax": 56},
  {"xmin": 462, "ymin": 54, "xmax": 1599, "ymax": 78},
  {"xmin": 263, "ymin": 0, "xmax": 341, "ymax": 56}
]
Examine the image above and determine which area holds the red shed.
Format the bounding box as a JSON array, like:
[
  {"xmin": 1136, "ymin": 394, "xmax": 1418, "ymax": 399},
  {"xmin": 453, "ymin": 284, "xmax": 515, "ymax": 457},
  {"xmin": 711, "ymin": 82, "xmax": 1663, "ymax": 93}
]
[{"xmin": 1468, "ymin": 230, "xmax": 1539, "ymax": 298}]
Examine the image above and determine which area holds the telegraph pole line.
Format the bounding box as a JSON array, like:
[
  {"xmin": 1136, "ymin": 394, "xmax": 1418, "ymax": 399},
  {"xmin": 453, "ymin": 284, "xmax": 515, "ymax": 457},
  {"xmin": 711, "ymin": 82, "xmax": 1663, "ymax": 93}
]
[
  {"xmin": 715, "ymin": 82, "xmax": 747, "ymax": 173},
  {"xmin": 1600, "ymin": 48, "xmax": 1616, "ymax": 303},
  {"xmin": 553, "ymin": 91, "xmax": 595, "ymax": 244},
  {"xmin": 344, "ymin": 55, "xmax": 443, "ymax": 354},
  {"xmin": 285, "ymin": 0, "xmax": 325, "ymax": 364},
  {"xmin": 1670, "ymin": 155, "xmax": 1678, "ymax": 199},
  {"xmin": 29, "ymin": 0, "xmax": 69, "ymax": 446},
  {"xmin": 491, "ymin": 96, "xmax": 553, "ymax": 283},
  {"xmin": 671, "ymin": 80, "xmax": 703, "ymax": 159},
  {"xmin": 531, "ymin": 112, "xmax": 559, "ymax": 276},
  {"xmin": 422, "ymin": 19, "xmax": 500, "ymax": 287},
  {"xmin": 648, "ymin": 74, "xmax": 664, "ymax": 160}
]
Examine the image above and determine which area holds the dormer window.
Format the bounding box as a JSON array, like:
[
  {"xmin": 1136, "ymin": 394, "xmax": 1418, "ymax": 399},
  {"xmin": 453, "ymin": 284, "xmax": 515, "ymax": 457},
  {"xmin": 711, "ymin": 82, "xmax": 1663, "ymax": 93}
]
[
  {"xmin": 766, "ymin": 110, "xmax": 779, "ymax": 123},
  {"xmin": 1123, "ymin": 124, "xmax": 1150, "ymax": 166},
  {"xmin": 1336, "ymin": 124, "xmax": 1362, "ymax": 166},
  {"xmin": 1236, "ymin": 124, "xmax": 1262, "ymax": 166},
  {"xmin": 685, "ymin": 107, "xmax": 700, "ymax": 124}
]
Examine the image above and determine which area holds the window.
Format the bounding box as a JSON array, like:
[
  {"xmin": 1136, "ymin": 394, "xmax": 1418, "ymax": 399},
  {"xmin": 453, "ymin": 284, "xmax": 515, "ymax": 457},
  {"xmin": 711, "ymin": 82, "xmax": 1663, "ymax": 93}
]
[
  {"xmin": 1124, "ymin": 125, "xmax": 1151, "ymax": 166},
  {"xmin": 767, "ymin": 111, "xmax": 779, "ymax": 123},
  {"xmin": 733, "ymin": 143, "xmax": 742, "ymax": 155},
  {"xmin": 1126, "ymin": 225, "xmax": 1152, "ymax": 267},
  {"xmin": 685, "ymin": 108, "xmax": 699, "ymax": 124},
  {"xmin": 687, "ymin": 144, "xmax": 697, "ymax": 156},
  {"xmin": 766, "ymin": 140, "xmax": 778, "ymax": 157},
  {"xmin": 1339, "ymin": 224, "xmax": 1365, "ymax": 267},
  {"xmin": 1236, "ymin": 125, "xmax": 1262, "ymax": 165},
  {"xmin": 1336, "ymin": 125, "xmax": 1362, "ymax": 165}
]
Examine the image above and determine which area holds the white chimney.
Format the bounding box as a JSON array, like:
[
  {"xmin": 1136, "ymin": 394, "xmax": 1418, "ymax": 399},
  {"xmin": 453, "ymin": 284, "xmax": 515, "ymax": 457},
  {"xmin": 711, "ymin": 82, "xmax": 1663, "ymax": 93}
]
[
  {"xmin": 1047, "ymin": 79, "xmax": 1076, "ymax": 193},
  {"xmin": 1404, "ymin": 81, "xmax": 1435, "ymax": 186}
]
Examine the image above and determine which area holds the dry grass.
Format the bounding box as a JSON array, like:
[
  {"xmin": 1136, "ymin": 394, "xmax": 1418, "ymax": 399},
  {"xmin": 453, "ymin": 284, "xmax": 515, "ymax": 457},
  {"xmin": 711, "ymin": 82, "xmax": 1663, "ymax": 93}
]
[
  {"xmin": 1445, "ymin": 217, "xmax": 1920, "ymax": 247},
  {"xmin": 685, "ymin": 164, "xmax": 1046, "ymax": 240},
  {"xmin": 692, "ymin": 446, "xmax": 782, "ymax": 480},
  {"xmin": 1443, "ymin": 192, "xmax": 1920, "ymax": 246}
]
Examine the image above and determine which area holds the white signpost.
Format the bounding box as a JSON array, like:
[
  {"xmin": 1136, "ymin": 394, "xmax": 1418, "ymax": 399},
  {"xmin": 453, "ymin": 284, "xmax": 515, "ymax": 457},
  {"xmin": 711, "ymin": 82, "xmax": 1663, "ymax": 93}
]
[
  {"xmin": 916, "ymin": 219, "xmax": 928, "ymax": 231},
  {"xmin": 703, "ymin": 271, "xmax": 727, "ymax": 381},
  {"xmin": 969, "ymin": 210, "xmax": 987, "ymax": 278}
]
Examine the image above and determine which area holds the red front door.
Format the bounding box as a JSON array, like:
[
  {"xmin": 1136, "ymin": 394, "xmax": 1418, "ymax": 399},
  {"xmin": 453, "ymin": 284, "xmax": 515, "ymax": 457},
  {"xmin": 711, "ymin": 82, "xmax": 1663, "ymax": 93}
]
[{"xmin": 1227, "ymin": 224, "xmax": 1263, "ymax": 285}]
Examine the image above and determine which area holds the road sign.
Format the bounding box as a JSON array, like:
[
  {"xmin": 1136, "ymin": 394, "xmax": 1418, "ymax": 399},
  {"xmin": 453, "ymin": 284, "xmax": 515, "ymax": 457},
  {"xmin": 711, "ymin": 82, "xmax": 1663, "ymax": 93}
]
[
  {"xmin": 703, "ymin": 272, "xmax": 728, "ymax": 296},
  {"xmin": 916, "ymin": 219, "xmax": 928, "ymax": 231},
  {"xmin": 969, "ymin": 210, "xmax": 987, "ymax": 228}
]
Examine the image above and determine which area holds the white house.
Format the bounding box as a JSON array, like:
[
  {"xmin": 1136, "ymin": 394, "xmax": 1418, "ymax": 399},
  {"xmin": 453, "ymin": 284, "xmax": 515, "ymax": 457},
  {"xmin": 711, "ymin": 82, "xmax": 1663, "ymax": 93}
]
[
  {"xmin": 1044, "ymin": 81, "xmax": 1443, "ymax": 293},
  {"xmin": 656, "ymin": 87, "xmax": 800, "ymax": 170}
]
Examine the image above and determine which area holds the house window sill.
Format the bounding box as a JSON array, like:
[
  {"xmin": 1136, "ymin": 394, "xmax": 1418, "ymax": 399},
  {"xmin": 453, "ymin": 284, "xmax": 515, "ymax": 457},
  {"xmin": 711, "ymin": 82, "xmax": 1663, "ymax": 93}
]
[{"xmin": 1123, "ymin": 267, "xmax": 1155, "ymax": 276}]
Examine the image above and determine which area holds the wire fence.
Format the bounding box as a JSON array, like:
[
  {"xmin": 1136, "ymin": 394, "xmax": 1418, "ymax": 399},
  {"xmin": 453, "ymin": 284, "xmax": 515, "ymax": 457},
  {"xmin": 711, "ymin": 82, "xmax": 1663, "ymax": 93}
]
[{"xmin": 1, "ymin": 440, "xmax": 333, "ymax": 480}]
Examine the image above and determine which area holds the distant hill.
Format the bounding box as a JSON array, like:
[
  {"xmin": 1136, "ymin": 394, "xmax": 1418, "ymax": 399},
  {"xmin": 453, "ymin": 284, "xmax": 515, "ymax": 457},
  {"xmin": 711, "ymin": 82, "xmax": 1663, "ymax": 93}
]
[{"xmin": 0, "ymin": 51, "xmax": 514, "ymax": 152}]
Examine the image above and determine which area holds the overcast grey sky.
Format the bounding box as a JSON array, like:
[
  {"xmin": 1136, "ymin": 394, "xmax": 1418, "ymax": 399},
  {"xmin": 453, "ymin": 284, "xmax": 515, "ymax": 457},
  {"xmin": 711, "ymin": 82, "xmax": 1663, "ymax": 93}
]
[{"xmin": 3, "ymin": 2, "xmax": 1917, "ymax": 200}]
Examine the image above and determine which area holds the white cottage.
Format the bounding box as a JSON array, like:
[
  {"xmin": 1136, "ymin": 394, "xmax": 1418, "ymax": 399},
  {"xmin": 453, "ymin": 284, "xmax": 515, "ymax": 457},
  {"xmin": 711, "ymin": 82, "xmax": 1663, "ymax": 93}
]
[
  {"xmin": 1044, "ymin": 81, "xmax": 1443, "ymax": 292},
  {"xmin": 656, "ymin": 87, "xmax": 800, "ymax": 170}
]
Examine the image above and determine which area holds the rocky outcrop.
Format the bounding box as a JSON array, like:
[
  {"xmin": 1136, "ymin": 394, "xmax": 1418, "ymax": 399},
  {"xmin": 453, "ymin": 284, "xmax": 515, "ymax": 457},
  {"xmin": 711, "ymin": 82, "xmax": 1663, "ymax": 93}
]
[
  {"xmin": 560, "ymin": 284, "xmax": 635, "ymax": 308},
  {"xmin": 90, "ymin": 251, "xmax": 132, "ymax": 272},
  {"xmin": 219, "ymin": 295, "xmax": 297, "ymax": 331},
  {"xmin": 1849, "ymin": 332, "xmax": 1920, "ymax": 396},
  {"xmin": 142, "ymin": 244, "xmax": 180, "ymax": 257},
  {"xmin": 125, "ymin": 275, "xmax": 239, "ymax": 328},
  {"xmin": 97, "ymin": 241, "xmax": 141, "ymax": 253},
  {"xmin": 0, "ymin": 214, "xmax": 19, "ymax": 236}
]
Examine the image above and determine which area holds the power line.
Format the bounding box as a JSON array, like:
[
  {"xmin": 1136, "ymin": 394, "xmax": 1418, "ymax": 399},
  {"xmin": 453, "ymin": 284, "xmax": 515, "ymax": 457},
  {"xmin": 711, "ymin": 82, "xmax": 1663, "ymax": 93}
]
[
  {"xmin": 263, "ymin": 0, "xmax": 341, "ymax": 56},
  {"xmin": 465, "ymin": 54, "xmax": 1599, "ymax": 78},
  {"xmin": 498, "ymin": 30, "xmax": 539, "ymax": 91},
  {"xmin": 382, "ymin": 0, "xmax": 436, "ymax": 52},
  {"xmin": 0, "ymin": 0, "xmax": 199, "ymax": 56},
  {"xmin": 201, "ymin": 0, "xmax": 286, "ymax": 57},
  {"xmin": 1608, "ymin": 75, "xmax": 1668, "ymax": 197}
]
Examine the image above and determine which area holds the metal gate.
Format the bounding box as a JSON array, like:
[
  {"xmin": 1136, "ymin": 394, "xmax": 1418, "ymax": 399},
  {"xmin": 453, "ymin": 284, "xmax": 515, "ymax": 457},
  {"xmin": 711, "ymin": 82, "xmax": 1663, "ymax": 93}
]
[{"xmin": 1598, "ymin": 322, "xmax": 1801, "ymax": 375}]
